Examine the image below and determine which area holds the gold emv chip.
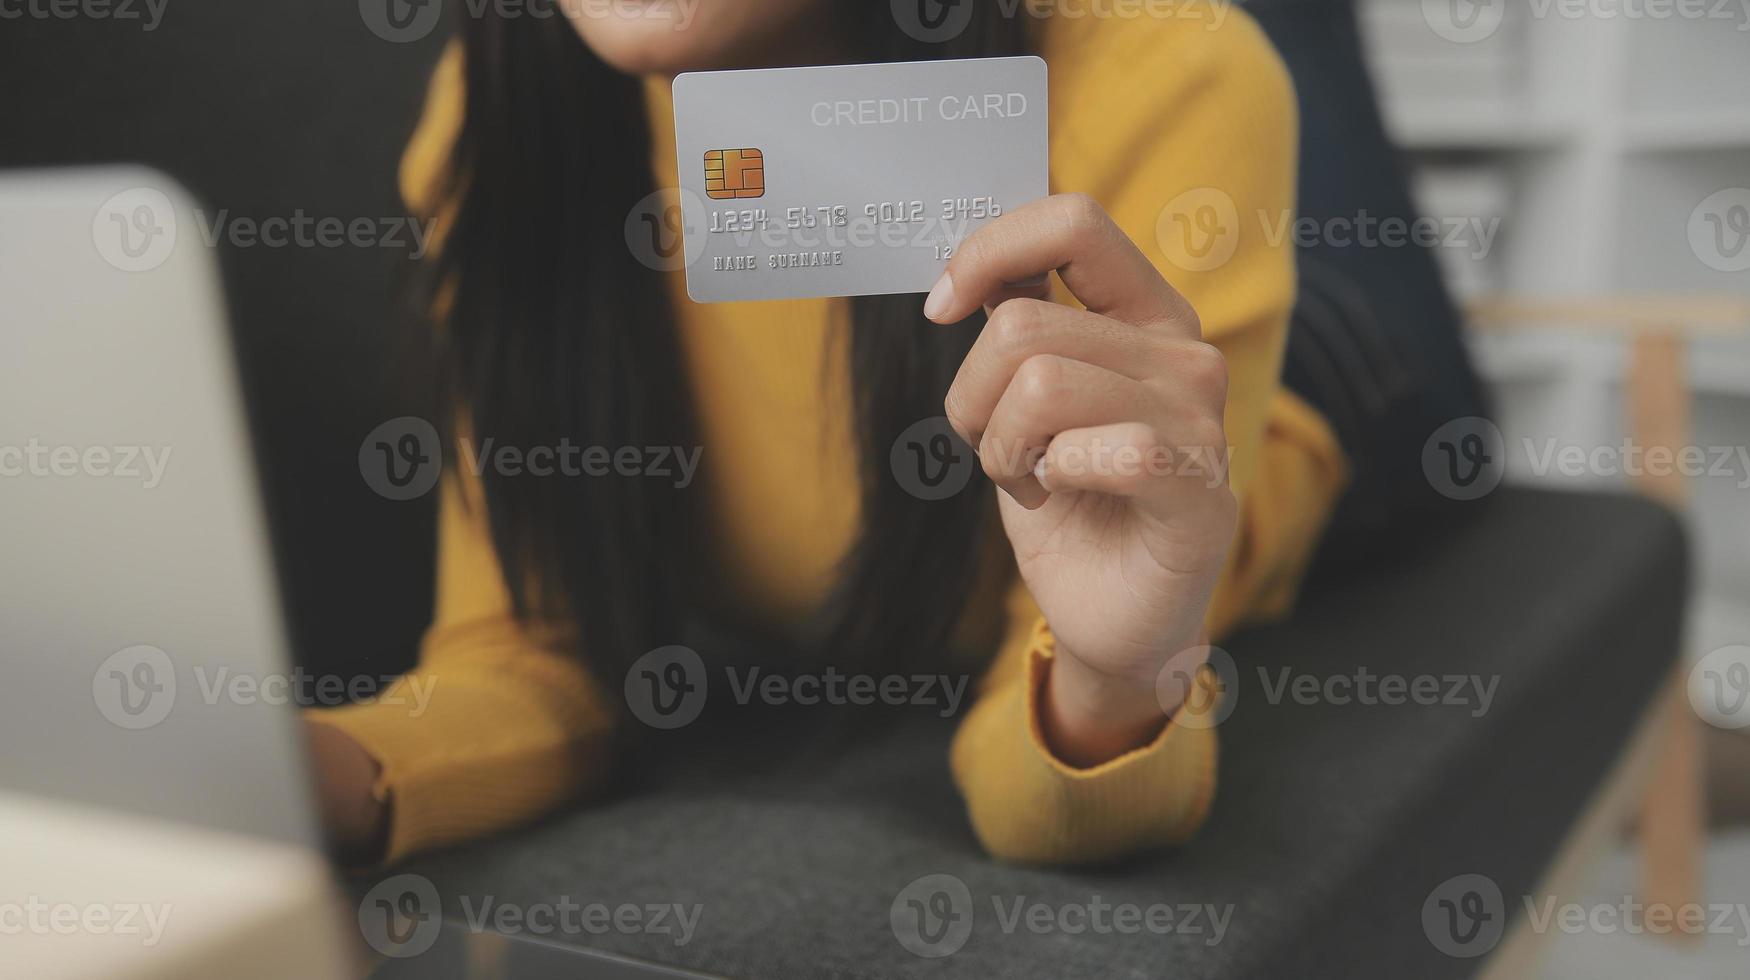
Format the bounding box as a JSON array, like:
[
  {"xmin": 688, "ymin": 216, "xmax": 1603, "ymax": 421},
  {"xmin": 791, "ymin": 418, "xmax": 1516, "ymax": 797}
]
[{"xmin": 704, "ymin": 148, "xmax": 765, "ymax": 200}]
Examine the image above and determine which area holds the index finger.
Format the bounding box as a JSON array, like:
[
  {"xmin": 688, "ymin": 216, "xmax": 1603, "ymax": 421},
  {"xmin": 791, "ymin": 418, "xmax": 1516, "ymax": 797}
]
[{"xmin": 922, "ymin": 193, "xmax": 1196, "ymax": 333}]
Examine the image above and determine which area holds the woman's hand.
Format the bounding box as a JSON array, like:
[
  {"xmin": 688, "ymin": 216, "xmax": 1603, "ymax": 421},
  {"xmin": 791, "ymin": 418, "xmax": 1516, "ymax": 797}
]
[
  {"xmin": 926, "ymin": 194, "xmax": 1235, "ymax": 767},
  {"xmin": 304, "ymin": 717, "xmax": 390, "ymax": 864}
]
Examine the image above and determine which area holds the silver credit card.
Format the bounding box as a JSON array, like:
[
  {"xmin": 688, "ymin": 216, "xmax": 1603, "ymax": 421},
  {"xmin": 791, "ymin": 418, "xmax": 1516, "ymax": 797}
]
[{"xmin": 671, "ymin": 56, "xmax": 1049, "ymax": 303}]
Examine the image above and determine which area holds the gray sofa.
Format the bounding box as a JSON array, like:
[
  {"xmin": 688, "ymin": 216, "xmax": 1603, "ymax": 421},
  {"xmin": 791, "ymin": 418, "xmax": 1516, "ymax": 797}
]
[{"xmin": 376, "ymin": 487, "xmax": 1686, "ymax": 978}]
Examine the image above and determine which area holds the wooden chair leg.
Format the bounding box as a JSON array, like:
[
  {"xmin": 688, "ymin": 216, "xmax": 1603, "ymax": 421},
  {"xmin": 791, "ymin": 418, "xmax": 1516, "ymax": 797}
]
[
  {"xmin": 1626, "ymin": 328, "xmax": 1707, "ymax": 939},
  {"xmin": 1638, "ymin": 667, "xmax": 1707, "ymax": 940}
]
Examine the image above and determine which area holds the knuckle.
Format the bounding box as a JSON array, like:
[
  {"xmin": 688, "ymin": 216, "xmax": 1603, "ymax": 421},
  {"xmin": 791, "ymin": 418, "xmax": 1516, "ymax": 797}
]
[
  {"xmin": 986, "ymin": 299, "xmax": 1045, "ymax": 353},
  {"xmin": 1189, "ymin": 419, "xmax": 1228, "ymax": 459},
  {"xmin": 1124, "ymin": 422, "xmax": 1163, "ymax": 457},
  {"xmin": 1056, "ymin": 192, "xmax": 1106, "ymax": 234},
  {"xmin": 1173, "ymin": 302, "xmax": 1204, "ymax": 338},
  {"xmin": 953, "ymin": 229, "xmax": 998, "ymax": 275},
  {"xmin": 1179, "ymin": 341, "xmax": 1228, "ymax": 401},
  {"xmin": 1013, "ymin": 353, "xmax": 1066, "ymax": 403}
]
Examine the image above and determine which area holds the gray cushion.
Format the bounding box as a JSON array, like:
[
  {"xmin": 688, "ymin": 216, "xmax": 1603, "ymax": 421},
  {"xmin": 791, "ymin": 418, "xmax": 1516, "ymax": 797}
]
[{"xmin": 369, "ymin": 488, "xmax": 1687, "ymax": 979}]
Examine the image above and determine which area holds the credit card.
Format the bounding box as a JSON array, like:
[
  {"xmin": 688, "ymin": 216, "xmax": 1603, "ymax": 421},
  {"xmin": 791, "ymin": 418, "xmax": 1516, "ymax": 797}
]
[{"xmin": 670, "ymin": 56, "xmax": 1050, "ymax": 304}]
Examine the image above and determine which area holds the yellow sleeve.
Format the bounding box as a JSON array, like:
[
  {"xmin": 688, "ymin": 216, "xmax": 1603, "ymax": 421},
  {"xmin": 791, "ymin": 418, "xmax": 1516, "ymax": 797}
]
[
  {"xmin": 306, "ymin": 471, "xmax": 617, "ymax": 865},
  {"xmin": 305, "ymin": 48, "xmax": 616, "ymax": 865},
  {"xmin": 950, "ymin": 10, "xmax": 1348, "ymax": 864}
]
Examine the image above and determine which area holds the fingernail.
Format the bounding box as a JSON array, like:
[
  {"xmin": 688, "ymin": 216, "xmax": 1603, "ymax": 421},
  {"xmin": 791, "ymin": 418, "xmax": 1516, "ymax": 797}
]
[{"xmin": 923, "ymin": 272, "xmax": 956, "ymax": 322}]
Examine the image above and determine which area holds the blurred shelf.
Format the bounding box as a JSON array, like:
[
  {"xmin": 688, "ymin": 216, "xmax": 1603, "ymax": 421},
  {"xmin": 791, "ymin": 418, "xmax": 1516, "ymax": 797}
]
[
  {"xmin": 1683, "ymin": 347, "xmax": 1750, "ymax": 400},
  {"xmin": 1692, "ymin": 593, "xmax": 1750, "ymax": 663},
  {"xmin": 1625, "ymin": 110, "xmax": 1750, "ymax": 153},
  {"xmin": 1382, "ymin": 104, "xmax": 1576, "ymax": 152},
  {"xmin": 1466, "ymin": 330, "xmax": 1606, "ymax": 387}
]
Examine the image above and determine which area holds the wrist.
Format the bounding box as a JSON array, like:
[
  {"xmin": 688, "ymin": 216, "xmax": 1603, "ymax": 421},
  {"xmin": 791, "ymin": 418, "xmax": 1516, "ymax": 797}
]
[
  {"xmin": 1039, "ymin": 648, "xmax": 1169, "ymax": 769},
  {"xmin": 304, "ymin": 718, "xmax": 390, "ymax": 864}
]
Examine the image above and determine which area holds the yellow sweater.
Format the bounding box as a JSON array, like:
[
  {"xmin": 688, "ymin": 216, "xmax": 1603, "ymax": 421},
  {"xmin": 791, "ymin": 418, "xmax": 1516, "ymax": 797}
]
[{"xmin": 312, "ymin": 12, "xmax": 1346, "ymax": 866}]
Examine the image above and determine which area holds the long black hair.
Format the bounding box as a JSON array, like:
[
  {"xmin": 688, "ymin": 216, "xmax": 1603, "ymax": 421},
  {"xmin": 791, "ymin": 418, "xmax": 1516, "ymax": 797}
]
[{"xmin": 425, "ymin": 5, "xmax": 1032, "ymax": 693}]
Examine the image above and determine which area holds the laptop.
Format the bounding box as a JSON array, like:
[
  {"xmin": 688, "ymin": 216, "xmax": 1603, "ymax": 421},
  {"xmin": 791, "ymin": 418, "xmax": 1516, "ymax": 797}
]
[{"xmin": 0, "ymin": 167, "xmax": 718, "ymax": 980}]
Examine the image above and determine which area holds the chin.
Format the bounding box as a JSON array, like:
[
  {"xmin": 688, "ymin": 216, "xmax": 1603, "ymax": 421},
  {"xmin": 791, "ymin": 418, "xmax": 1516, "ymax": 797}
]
[
  {"xmin": 572, "ymin": 22, "xmax": 721, "ymax": 75},
  {"xmin": 565, "ymin": 2, "xmax": 827, "ymax": 76}
]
